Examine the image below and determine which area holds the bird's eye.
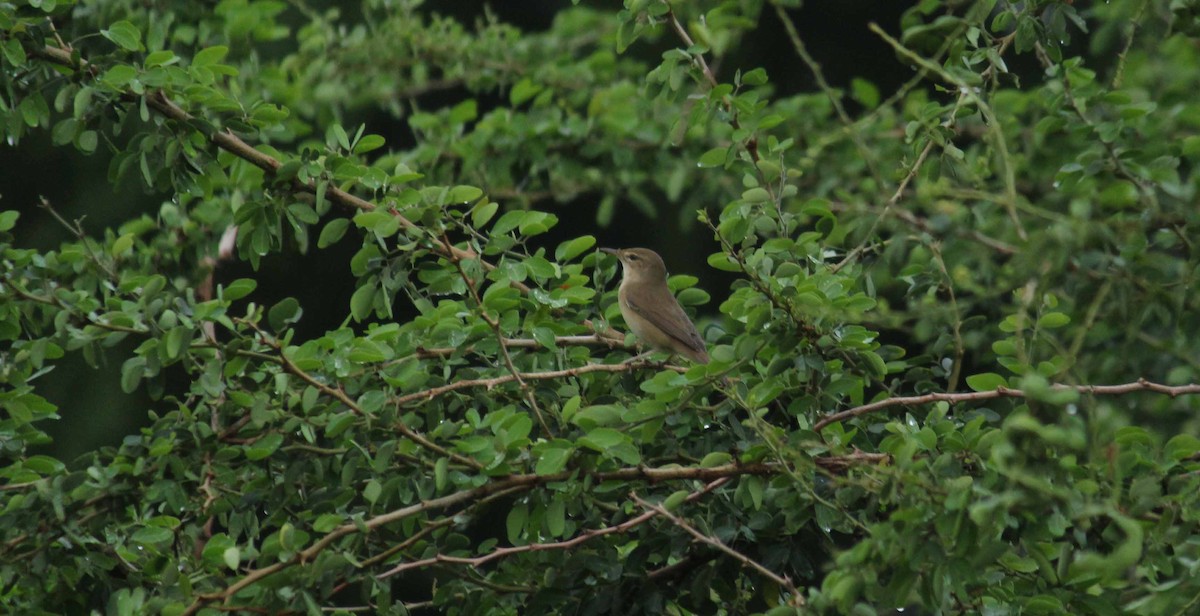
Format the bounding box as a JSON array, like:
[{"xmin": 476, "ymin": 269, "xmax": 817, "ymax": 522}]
[{"xmin": 627, "ymin": 254, "xmax": 639, "ymax": 261}]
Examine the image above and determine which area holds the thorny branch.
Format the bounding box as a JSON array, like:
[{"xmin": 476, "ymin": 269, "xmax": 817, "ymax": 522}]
[
  {"xmin": 815, "ymin": 378, "xmax": 1200, "ymax": 431},
  {"xmin": 632, "ymin": 494, "xmax": 805, "ymax": 607},
  {"xmin": 376, "ymin": 477, "xmax": 731, "ymax": 579}
]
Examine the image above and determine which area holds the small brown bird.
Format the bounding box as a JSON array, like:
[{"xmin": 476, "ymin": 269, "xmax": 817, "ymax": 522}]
[{"xmin": 601, "ymin": 247, "xmax": 710, "ymax": 364}]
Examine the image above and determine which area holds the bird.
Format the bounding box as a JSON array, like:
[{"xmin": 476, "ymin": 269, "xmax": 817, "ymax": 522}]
[{"xmin": 600, "ymin": 247, "xmax": 710, "ymax": 364}]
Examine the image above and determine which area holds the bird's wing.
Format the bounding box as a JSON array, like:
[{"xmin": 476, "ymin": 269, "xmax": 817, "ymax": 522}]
[{"xmin": 625, "ymin": 285, "xmax": 707, "ymax": 356}]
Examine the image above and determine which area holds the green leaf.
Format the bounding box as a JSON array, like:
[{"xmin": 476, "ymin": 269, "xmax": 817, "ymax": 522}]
[
  {"xmin": 966, "ymin": 372, "xmax": 1007, "ymax": 392},
  {"xmin": 579, "ymin": 427, "xmax": 630, "ymax": 452},
  {"xmin": 164, "ymin": 327, "xmax": 188, "ymax": 359},
  {"xmin": 699, "ymin": 452, "xmax": 732, "ymax": 467},
  {"xmin": 353, "ymin": 134, "xmax": 386, "ymax": 154},
  {"xmin": 510, "ymin": 78, "xmax": 543, "ymax": 105},
  {"xmin": 222, "ymin": 279, "xmax": 257, "ymax": 301},
  {"xmin": 120, "ymin": 357, "xmax": 145, "ymax": 393},
  {"xmin": 222, "ymin": 546, "xmax": 240, "ymax": 570},
  {"xmin": 102, "ymin": 21, "xmax": 143, "ymax": 51},
  {"xmin": 77, "ymin": 131, "xmax": 98, "ymax": 153},
  {"xmin": 193, "ymin": 46, "xmax": 229, "ymax": 67},
  {"xmin": 0, "ymin": 210, "xmax": 18, "ymax": 232},
  {"xmin": 555, "ymin": 235, "xmax": 596, "ymax": 261},
  {"xmin": 434, "ymin": 457, "xmax": 448, "ymax": 492},
  {"xmin": 740, "ymin": 67, "xmax": 768, "ymax": 85},
  {"xmin": 313, "ymin": 514, "xmax": 343, "ymax": 533},
  {"xmin": 245, "ymin": 433, "xmax": 283, "ymax": 460},
  {"xmin": 268, "ymin": 297, "xmax": 302, "ymax": 331},
  {"xmin": 535, "ymin": 443, "xmax": 574, "ymax": 475},
  {"xmin": 545, "ymin": 499, "xmax": 566, "ymax": 537},
  {"xmin": 662, "ymin": 490, "xmax": 689, "ymax": 512},
  {"xmin": 350, "ymin": 282, "xmax": 378, "ymax": 321},
  {"xmin": 363, "ymin": 479, "xmax": 382, "ymax": 504},
  {"xmin": 111, "ymin": 233, "xmax": 135, "ymax": 256},
  {"xmin": 103, "ymin": 65, "xmax": 138, "ymax": 88},
  {"xmin": 698, "ymin": 147, "xmax": 728, "ymax": 168},
  {"xmin": 506, "ymin": 505, "xmax": 528, "ymax": 544},
  {"xmin": 471, "ymin": 201, "xmax": 499, "ymax": 227},
  {"xmin": 1038, "ymin": 312, "xmax": 1070, "ymax": 329},
  {"xmin": 318, "ymin": 219, "xmax": 350, "ymax": 248},
  {"xmin": 448, "ymin": 185, "xmax": 483, "ymax": 203},
  {"xmin": 707, "ymin": 252, "xmax": 741, "ymax": 272}
]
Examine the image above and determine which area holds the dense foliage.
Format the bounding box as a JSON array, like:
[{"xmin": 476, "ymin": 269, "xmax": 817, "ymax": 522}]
[{"xmin": 2, "ymin": 0, "xmax": 1199, "ymax": 614}]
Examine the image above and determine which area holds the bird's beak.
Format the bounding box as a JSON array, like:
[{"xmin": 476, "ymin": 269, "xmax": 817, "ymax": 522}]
[{"xmin": 599, "ymin": 247, "xmax": 619, "ymax": 256}]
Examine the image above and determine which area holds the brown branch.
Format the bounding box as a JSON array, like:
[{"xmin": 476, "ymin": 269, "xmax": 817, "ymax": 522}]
[
  {"xmin": 414, "ymin": 331, "xmax": 629, "ymax": 359},
  {"xmin": 182, "ymin": 465, "xmax": 773, "ymax": 615},
  {"xmin": 376, "ymin": 477, "xmax": 732, "ymax": 579},
  {"xmin": 814, "ymin": 379, "xmax": 1200, "ymax": 431},
  {"xmin": 1033, "ymin": 42, "xmax": 1157, "ymax": 211},
  {"xmin": 664, "ymin": 3, "xmax": 759, "ymax": 163},
  {"xmin": 632, "ymin": 494, "xmax": 805, "ymax": 607},
  {"xmin": 832, "ymin": 139, "xmax": 935, "ymax": 273},
  {"xmin": 444, "ymin": 237, "xmax": 552, "ymax": 434},
  {"xmin": 771, "ymin": 2, "xmax": 882, "ymax": 186},
  {"xmin": 29, "ymin": 42, "xmax": 529, "ymax": 294},
  {"xmin": 239, "ymin": 319, "xmax": 484, "ymax": 471},
  {"xmin": 392, "ymin": 360, "xmax": 687, "ymax": 407}
]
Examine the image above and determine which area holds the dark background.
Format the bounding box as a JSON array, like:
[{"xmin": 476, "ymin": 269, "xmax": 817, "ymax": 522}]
[{"xmin": 3, "ymin": 1, "xmax": 914, "ymax": 460}]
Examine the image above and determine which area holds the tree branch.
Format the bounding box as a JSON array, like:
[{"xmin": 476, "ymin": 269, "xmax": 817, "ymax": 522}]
[
  {"xmin": 814, "ymin": 379, "xmax": 1200, "ymax": 431},
  {"xmin": 29, "ymin": 42, "xmax": 529, "ymax": 294},
  {"xmin": 376, "ymin": 477, "xmax": 732, "ymax": 579},
  {"xmin": 392, "ymin": 360, "xmax": 687, "ymax": 407},
  {"xmin": 632, "ymin": 494, "xmax": 805, "ymax": 607}
]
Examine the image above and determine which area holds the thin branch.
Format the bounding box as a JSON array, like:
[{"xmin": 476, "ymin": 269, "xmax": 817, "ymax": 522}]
[
  {"xmin": 377, "ymin": 478, "xmax": 731, "ymax": 579},
  {"xmin": 1033, "ymin": 42, "xmax": 1158, "ymax": 210},
  {"xmin": 445, "ymin": 238, "xmax": 551, "ymax": 434},
  {"xmin": 826, "ymin": 200, "xmax": 1016, "ymax": 256},
  {"xmin": 869, "ymin": 23, "xmax": 1027, "ymax": 240},
  {"xmin": 183, "ymin": 466, "xmax": 770, "ymax": 614},
  {"xmin": 28, "ymin": 42, "xmax": 529, "ymax": 294},
  {"xmin": 392, "ymin": 360, "xmax": 686, "ymax": 407},
  {"xmin": 831, "ymin": 140, "xmax": 935, "ymax": 272},
  {"xmin": 771, "ymin": 2, "xmax": 882, "ymax": 186},
  {"xmin": 1111, "ymin": 0, "xmax": 1150, "ymax": 89},
  {"xmin": 413, "ymin": 332, "xmax": 629, "ymax": 359},
  {"xmin": 928, "ymin": 242, "xmax": 964, "ymax": 392},
  {"xmin": 632, "ymin": 494, "xmax": 805, "ymax": 607},
  {"xmin": 814, "ymin": 379, "xmax": 1200, "ymax": 431},
  {"xmin": 663, "ymin": 3, "xmax": 760, "ymax": 163},
  {"xmin": 240, "ymin": 319, "xmax": 483, "ymax": 471}
]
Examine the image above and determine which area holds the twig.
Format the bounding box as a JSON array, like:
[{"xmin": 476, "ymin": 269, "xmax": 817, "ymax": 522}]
[
  {"xmin": 240, "ymin": 319, "xmax": 483, "ymax": 470},
  {"xmin": 1033, "ymin": 42, "xmax": 1158, "ymax": 210},
  {"xmin": 1111, "ymin": 0, "xmax": 1150, "ymax": 89},
  {"xmin": 377, "ymin": 478, "xmax": 731, "ymax": 579},
  {"xmin": 28, "ymin": 43, "xmax": 530, "ymax": 294},
  {"xmin": 37, "ymin": 197, "xmax": 120, "ymax": 282},
  {"xmin": 632, "ymin": 494, "xmax": 805, "ymax": 607},
  {"xmin": 869, "ymin": 23, "xmax": 1027, "ymax": 240},
  {"xmin": 826, "ymin": 200, "xmax": 1016, "ymax": 256},
  {"xmin": 185, "ymin": 466, "xmax": 779, "ymax": 614},
  {"xmin": 444, "ymin": 236, "xmax": 551, "ymax": 434},
  {"xmin": 771, "ymin": 2, "xmax": 882, "ymax": 186},
  {"xmin": 413, "ymin": 332, "xmax": 629, "ymax": 359},
  {"xmin": 814, "ymin": 378, "xmax": 1200, "ymax": 431},
  {"xmin": 928, "ymin": 242, "xmax": 964, "ymax": 391},
  {"xmin": 663, "ymin": 3, "xmax": 760, "ymax": 163},
  {"xmin": 832, "ymin": 140, "xmax": 935, "ymax": 272},
  {"xmin": 392, "ymin": 360, "xmax": 686, "ymax": 407}
]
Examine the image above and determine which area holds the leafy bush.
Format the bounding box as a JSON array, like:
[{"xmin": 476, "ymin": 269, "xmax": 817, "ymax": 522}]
[{"xmin": 2, "ymin": 1, "xmax": 1199, "ymax": 614}]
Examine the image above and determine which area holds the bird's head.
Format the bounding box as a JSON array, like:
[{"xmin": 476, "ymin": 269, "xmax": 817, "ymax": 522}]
[{"xmin": 600, "ymin": 247, "xmax": 668, "ymax": 284}]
